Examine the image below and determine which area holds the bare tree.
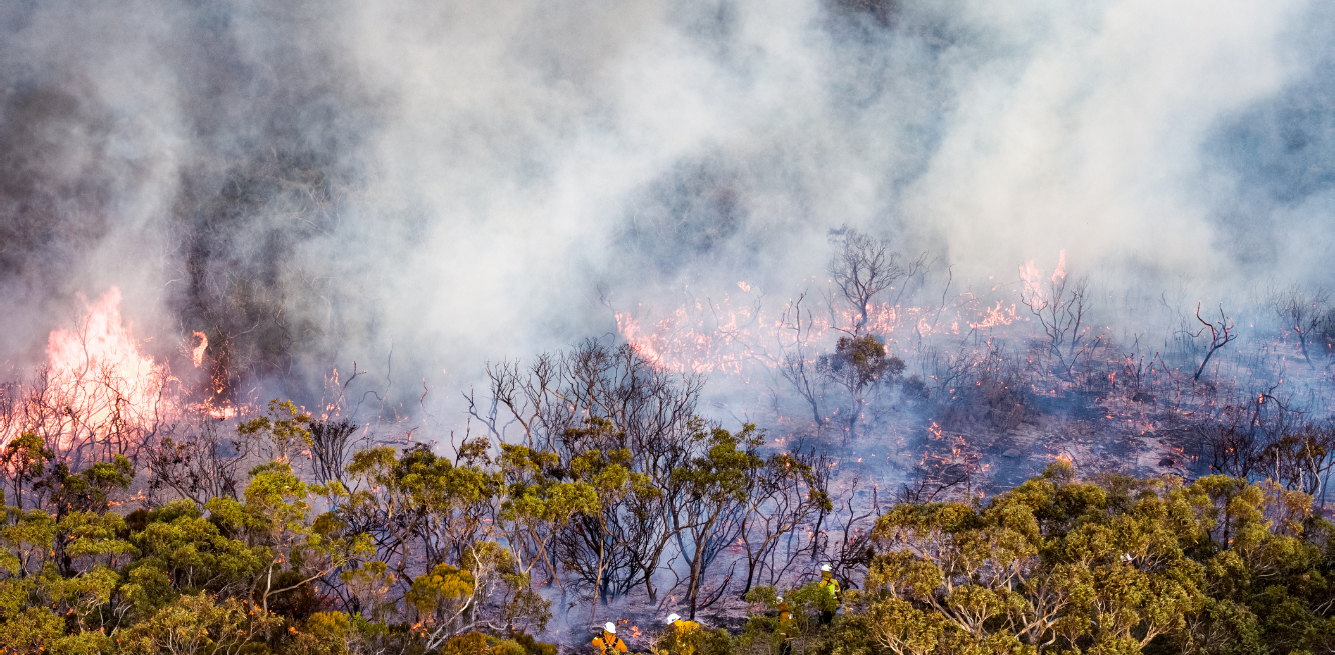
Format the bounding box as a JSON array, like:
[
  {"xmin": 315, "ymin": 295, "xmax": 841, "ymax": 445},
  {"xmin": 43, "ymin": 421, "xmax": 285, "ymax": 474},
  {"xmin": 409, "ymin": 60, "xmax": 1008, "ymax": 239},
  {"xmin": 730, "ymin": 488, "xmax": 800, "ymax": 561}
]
[
  {"xmin": 1270, "ymin": 286, "xmax": 1329, "ymax": 369},
  {"xmin": 829, "ymin": 228, "xmax": 928, "ymax": 336},
  {"xmin": 1018, "ymin": 264, "xmax": 1092, "ymax": 372},
  {"xmin": 467, "ymin": 339, "xmax": 705, "ymax": 605},
  {"xmin": 810, "ymin": 476, "xmax": 879, "ymax": 588},
  {"xmin": 736, "ymin": 447, "xmax": 830, "ymax": 593},
  {"xmin": 309, "ymin": 418, "xmax": 359, "ymax": 486},
  {"xmin": 778, "ymin": 293, "xmax": 826, "ymax": 429},
  {"xmin": 146, "ymin": 417, "xmax": 245, "ymax": 505},
  {"xmin": 1193, "ymin": 302, "xmax": 1238, "ymax": 382}
]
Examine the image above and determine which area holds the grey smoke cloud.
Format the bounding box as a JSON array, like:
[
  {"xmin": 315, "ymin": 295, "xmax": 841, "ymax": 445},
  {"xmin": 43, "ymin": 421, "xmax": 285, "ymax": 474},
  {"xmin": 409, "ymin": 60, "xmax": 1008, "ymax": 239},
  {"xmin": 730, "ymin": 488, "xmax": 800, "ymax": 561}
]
[{"xmin": 0, "ymin": 0, "xmax": 1330, "ymax": 407}]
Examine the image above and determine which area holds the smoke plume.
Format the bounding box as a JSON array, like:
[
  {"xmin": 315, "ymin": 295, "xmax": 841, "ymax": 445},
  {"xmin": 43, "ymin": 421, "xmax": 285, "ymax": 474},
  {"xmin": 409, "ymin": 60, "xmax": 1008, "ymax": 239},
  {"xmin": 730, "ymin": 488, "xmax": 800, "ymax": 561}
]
[{"xmin": 1, "ymin": 0, "xmax": 1331, "ymax": 410}]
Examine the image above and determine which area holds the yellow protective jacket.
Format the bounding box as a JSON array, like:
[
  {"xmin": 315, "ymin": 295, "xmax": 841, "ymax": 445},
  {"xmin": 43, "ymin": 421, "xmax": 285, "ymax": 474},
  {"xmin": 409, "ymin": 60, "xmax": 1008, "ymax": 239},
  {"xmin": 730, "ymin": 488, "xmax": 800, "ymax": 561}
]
[
  {"xmin": 819, "ymin": 576, "xmax": 842, "ymax": 607},
  {"xmin": 593, "ymin": 632, "xmax": 627, "ymax": 655},
  {"xmin": 663, "ymin": 620, "xmax": 703, "ymax": 655}
]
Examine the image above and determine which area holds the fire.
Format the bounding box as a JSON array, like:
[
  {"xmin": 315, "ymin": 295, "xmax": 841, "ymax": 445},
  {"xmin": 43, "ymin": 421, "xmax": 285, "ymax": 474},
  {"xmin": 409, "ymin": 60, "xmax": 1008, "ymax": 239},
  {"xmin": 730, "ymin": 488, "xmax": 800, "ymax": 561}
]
[
  {"xmin": 0, "ymin": 287, "xmax": 176, "ymax": 455},
  {"xmin": 614, "ymin": 313, "xmax": 665, "ymax": 368},
  {"xmin": 968, "ymin": 302, "xmax": 1017, "ymax": 330},
  {"xmin": 191, "ymin": 331, "xmax": 208, "ymax": 368},
  {"xmin": 44, "ymin": 287, "xmax": 170, "ymax": 422},
  {"xmin": 1019, "ymin": 250, "xmax": 1065, "ymax": 305}
]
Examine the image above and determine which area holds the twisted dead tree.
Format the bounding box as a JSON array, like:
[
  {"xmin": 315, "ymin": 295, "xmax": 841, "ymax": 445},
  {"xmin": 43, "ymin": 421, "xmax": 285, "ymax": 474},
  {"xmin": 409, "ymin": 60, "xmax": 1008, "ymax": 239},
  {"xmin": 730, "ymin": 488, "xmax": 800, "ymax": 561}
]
[{"xmin": 1193, "ymin": 302, "xmax": 1237, "ymax": 381}]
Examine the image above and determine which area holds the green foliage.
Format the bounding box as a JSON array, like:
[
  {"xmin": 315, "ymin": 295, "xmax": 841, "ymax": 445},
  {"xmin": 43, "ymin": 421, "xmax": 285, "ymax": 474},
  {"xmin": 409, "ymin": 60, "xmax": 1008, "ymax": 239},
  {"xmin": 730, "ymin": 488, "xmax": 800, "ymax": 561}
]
[
  {"xmin": 119, "ymin": 592, "xmax": 281, "ymax": 655},
  {"xmin": 3, "ymin": 394, "xmax": 1332, "ymax": 655},
  {"xmin": 238, "ymin": 399, "xmax": 313, "ymax": 462},
  {"xmin": 652, "ymin": 620, "xmax": 732, "ymax": 655},
  {"xmin": 723, "ymin": 462, "xmax": 1335, "ymax": 655}
]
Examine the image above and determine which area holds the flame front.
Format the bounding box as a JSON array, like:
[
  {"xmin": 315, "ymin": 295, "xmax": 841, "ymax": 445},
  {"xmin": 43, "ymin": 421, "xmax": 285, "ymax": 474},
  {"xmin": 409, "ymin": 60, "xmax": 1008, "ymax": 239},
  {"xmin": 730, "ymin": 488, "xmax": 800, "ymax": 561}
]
[
  {"xmin": 2, "ymin": 287, "xmax": 175, "ymax": 460},
  {"xmin": 44, "ymin": 286, "xmax": 170, "ymax": 426}
]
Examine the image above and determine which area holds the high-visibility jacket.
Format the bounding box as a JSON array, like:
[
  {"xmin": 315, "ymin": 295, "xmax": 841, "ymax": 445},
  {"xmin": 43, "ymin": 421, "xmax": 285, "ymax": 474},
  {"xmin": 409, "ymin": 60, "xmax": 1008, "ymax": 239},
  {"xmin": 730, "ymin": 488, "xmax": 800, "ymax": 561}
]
[
  {"xmin": 663, "ymin": 620, "xmax": 703, "ymax": 655},
  {"xmin": 593, "ymin": 632, "xmax": 627, "ymax": 655},
  {"xmin": 819, "ymin": 576, "xmax": 842, "ymax": 607},
  {"xmin": 776, "ymin": 601, "xmax": 792, "ymax": 637}
]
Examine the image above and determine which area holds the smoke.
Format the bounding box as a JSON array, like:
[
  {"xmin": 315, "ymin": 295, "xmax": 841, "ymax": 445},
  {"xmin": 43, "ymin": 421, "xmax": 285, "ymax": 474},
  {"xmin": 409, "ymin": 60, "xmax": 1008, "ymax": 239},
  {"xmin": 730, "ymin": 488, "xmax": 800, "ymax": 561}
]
[{"xmin": 0, "ymin": 0, "xmax": 1331, "ymax": 409}]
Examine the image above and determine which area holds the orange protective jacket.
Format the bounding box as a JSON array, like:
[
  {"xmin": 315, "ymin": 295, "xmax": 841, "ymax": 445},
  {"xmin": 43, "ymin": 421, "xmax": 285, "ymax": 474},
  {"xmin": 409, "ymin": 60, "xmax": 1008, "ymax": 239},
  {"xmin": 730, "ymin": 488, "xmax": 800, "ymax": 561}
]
[{"xmin": 593, "ymin": 632, "xmax": 628, "ymax": 655}]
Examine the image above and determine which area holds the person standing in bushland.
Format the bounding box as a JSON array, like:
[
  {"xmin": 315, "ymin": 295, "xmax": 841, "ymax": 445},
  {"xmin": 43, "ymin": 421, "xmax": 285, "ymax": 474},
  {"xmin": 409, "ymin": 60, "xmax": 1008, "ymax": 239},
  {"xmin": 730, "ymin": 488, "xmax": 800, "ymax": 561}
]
[
  {"xmin": 659, "ymin": 613, "xmax": 703, "ymax": 655},
  {"xmin": 818, "ymin": 564, "xmax": 841, "ymax": 625},
  {"xmin": 776, "ymin": 595, "xmax": 793, "ymax": 655}
]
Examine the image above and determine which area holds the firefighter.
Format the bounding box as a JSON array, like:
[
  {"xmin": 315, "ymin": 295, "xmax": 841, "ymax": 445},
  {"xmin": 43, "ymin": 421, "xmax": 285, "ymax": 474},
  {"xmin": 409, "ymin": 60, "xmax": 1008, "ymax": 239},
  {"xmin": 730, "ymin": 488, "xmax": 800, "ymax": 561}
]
[
  {"xmin": 775, "ymin": 595, "xmax": 793, "ymax": 655},
  {"xmin": 593, "ymin": 622, "xmax": 628, "ymax": 655},
  {"xmin": 661, "ymin": 613, "xmax": 702, "ymax": 655},
  {"xmin": 818, "ymin": 564, "xmax": 841, "ymax": 625}
]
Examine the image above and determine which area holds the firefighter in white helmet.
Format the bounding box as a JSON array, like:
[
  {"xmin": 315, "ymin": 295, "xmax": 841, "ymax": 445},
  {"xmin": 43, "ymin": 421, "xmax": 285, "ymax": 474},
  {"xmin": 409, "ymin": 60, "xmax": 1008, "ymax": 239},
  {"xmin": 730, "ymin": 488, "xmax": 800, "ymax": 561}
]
[
  {"xmin": 776, "ymin": 595, "xmax": 793, "ymax": 655},
  {"xmin": 818, "ymin": 564, "xmax": 841, "ymax": 625},
  {"xmin": 593, "ymin": 621, "xmax": 627, "ymax": 655},
  {"xmin": 660, "ymin": 612, "xmax": 702, "ymax": 655}
]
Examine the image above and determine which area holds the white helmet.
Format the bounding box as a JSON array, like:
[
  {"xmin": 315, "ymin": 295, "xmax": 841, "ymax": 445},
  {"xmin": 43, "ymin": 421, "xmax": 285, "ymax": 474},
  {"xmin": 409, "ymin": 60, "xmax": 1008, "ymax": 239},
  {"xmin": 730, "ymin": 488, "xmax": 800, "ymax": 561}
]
[
  {"xmin": 665, "ymin": 613, "xmax": 681, "ymax": 625},
  {"xmin": 604, "ymin": 622, "xmax": 617, "ymax": 634},
  {"xmin": 776, "ymin": 595, "xmax": 783, "ymax": 603},
  {"xmin": 820, "ymin": 564, "xmax": 832, "ymax": 572}
]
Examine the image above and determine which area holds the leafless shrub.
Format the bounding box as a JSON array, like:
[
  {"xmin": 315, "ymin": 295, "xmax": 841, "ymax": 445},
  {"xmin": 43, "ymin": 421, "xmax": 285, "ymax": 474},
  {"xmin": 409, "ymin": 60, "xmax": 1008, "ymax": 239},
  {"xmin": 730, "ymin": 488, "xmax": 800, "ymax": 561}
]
[
  {"xmin": 1193, "ymin": 302, "xmax": 1238, "ymax": 382},
  {"xmin": 936, "ymin": 343, "xmax": 1029, "ymax": 431},
  {"xmin": 309, "ymin": 418, "xmax": 358, "ymax": 485},
  {"xmin": 1019, "ymin": 265, "xmax": 1094, "ymax": 374},
  {"xmin": 896, "ymin": 428, "xmax": 984, "ymax": 504},
  {"xmin": 1270, "ymin": 286, "xmax": 1330, "ymax": 369},
  {"xmin": 914, "ymin": 344, "xmax": 979, "ymax": 399},
  {"xmin": 145, "ymin": 416, "xmax": 244, "ymax": 506},
  {"xmin": 1193, "ymin": 390, "xmax": 1317, "ymax": 484},
  {"xmin": 1117, "ymin": 339, "xmax": 1162, "ymax": 403}
]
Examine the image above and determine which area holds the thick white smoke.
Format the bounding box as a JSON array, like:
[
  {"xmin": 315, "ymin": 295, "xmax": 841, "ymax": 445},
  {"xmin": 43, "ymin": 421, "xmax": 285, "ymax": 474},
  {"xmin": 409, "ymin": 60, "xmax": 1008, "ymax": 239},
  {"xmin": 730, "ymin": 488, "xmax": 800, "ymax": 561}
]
[{"xmin": 0, "ymin": 0, "xmax": 1330, "ymax": 408}]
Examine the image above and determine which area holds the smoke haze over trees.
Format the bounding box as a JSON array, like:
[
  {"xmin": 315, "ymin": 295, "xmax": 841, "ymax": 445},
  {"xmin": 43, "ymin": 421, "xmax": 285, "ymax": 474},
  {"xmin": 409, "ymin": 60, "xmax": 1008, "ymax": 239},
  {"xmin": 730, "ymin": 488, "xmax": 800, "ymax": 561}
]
[
  {"xmin": 1, "ymin": 0, "xmax": 1334, "ymax": 402},
  {"xmin": 5, "ymin": 3, "xmax": 1335, "ymax": 652}
]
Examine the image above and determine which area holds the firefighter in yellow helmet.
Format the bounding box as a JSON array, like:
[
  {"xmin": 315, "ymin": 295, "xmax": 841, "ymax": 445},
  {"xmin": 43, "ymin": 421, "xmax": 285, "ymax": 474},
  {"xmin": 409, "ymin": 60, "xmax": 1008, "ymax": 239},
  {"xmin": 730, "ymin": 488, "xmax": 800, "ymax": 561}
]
[
  {"xmin": 593, "ymin": 622, "xmax": 628, "ymax": 655},
  {"xmin": 818, "ymin": 564, "xmax": 841, "ymax": 625},
  {"xmin": 659, "ymin": 613, "xmax": 702, "ymax": 655}
]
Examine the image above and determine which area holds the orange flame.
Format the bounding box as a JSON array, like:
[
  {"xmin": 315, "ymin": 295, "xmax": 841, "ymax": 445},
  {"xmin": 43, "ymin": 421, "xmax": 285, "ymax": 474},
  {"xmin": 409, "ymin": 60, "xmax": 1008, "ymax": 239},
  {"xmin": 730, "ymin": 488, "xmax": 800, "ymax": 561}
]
[
  {"xmin": 191, "ymin": 331, "xmax": 208, "ymax": 368},
  {"xmin": 2, "ymin": 287, "xmax": 176, "ymax": 453},
  {"xmin": 44, "ymin": 287, "xmax": 168, "ymax": 420}
]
